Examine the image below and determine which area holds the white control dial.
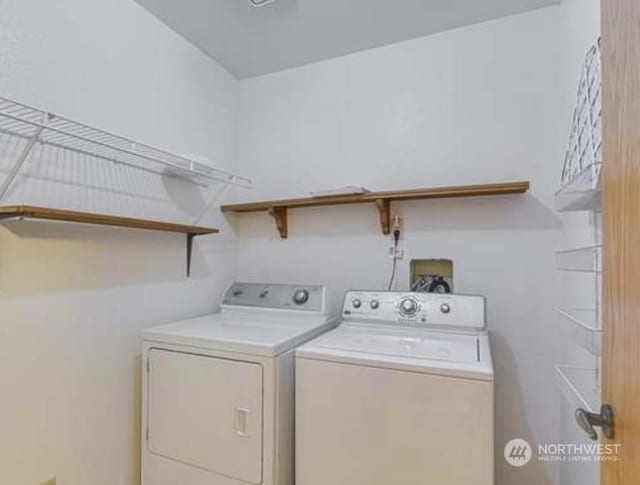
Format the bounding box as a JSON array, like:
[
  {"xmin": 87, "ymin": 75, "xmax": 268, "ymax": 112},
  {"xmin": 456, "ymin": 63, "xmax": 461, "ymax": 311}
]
[
  {"xmin": 399, "ymin": 297, "xmax": 419, "ymax": 316},
  {"xmin": 352, "ymin": 298, "xmax": 362, "ymax": 309},
  {"xmin": 370, "ymin": 299, "xmax": 380, "ymax": 310}
]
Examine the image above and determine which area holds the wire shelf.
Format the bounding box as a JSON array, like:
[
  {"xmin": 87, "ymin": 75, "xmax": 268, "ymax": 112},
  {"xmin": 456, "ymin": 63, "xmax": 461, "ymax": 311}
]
[
  {"xmin": 556, "ymin": 365, "xmax": 601, "ymax": 413},
  {"xmin": 560, "ymin": 40, "xmax": 602, "ymax": 189},
  {"xmin": 556, "ymin": 308, "xmax": 602, "ymax": 356},
  {"xmin": 0, "ymin": 96, "xmax": 251, "ymax": 192},
  {"xmin": 556, "ymin": 245, "xmax": 602, "ymax": 273},
  {"xmin": 555, "ymin": 162, "xmax": 602, "ymax": 212}
]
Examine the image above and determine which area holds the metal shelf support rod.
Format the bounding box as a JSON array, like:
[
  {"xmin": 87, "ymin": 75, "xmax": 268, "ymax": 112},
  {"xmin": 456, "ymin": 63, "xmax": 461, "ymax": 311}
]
[
  {"xmin": 194, "ymin": 183, "xmax": 230, "ymax": 224},
  {"xmin": 0, "ymin": 116, "xmax": 47, "ymax": 202}
]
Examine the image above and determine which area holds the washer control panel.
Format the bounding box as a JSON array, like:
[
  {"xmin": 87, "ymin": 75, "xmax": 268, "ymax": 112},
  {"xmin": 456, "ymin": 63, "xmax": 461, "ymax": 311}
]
[
  {"xmin": 342, "ymin": 291, "xmax": 485, "ymax": 329},
  {"xmin": 222, "ymin": 283, "xmax": 325, "ymax": 312}
]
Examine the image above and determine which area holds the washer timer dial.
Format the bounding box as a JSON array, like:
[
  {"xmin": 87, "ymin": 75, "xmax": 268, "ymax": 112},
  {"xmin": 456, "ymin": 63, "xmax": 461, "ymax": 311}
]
[{"xmin": 399, "ymin": 297, "xmax": 419, "ymax": 316}]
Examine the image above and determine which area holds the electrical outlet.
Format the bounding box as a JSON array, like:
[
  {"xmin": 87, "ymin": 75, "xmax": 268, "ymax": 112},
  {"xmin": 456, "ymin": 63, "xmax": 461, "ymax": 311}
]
[
  {"xmin": 392, "ymin": 214, "xmax": 403, "ymax": 239},
  {"xmin": 389, "ymin": 245, "xmax": 404, "ymax": 260},
  {"xmin": 389, "ymin": 214, "xmax": 404, "ymax": 259}
]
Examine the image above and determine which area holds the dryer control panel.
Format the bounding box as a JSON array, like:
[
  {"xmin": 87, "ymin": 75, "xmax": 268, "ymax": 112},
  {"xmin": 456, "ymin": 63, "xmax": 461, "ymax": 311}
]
[
  {"xmin": 222, "ymin": 282, "xmax": 326, "ymax": 313},
  {"xmin": 342, "ymin": 291, "xmax": 486, "ymax": 330}
]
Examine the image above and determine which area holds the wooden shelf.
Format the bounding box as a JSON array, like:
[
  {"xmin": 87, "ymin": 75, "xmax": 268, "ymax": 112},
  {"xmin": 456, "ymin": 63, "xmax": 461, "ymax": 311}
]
[
  {"xmin": 221, "ymin": 181, "xmax": 530, "ymax": 238},
  {"xmin": 0, "ymin": 206, "xmax": 219, "ymax": 234},
  {"xmin": 0, "ymin": 206, "xmax": 219, "ymax": 275}
]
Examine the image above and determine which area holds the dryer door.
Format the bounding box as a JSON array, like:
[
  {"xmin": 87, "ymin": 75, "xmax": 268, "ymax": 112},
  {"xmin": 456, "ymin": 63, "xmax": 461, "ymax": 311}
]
[{"xmin": 147, "ymin": 349, "xmax": 263, "ymax": 484}]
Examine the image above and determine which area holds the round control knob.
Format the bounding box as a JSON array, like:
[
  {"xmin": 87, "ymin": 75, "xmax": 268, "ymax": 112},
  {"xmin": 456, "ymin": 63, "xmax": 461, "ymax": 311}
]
[
  {"xmin": 352, "ymin": 298, "xmax": 362, "ymax": 309},
  {"xmin": 370, "ymin": 299, "xmax": 380, "ymax": 310},
  {"xmin": 400, "ymin": 298, "xmax": 419, "ymax": 315},
  {"xmin": 440, "ymin": 303, "xmax": 451, "ymax": 314},
  {"xmin": 292, "ymin": 289, "xmax": 309, "ymax": 305}
]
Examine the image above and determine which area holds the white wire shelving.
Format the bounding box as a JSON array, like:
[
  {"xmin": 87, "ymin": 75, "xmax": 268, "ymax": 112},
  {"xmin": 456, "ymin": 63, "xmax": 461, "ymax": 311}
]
[
  {"xmin": 555, "ymin": 39, "xmax": 603, "ymax": 451},
  {"xmin": 0, "ymin": 95, "xmax": 252, "ymax": 276},
  {"xmin": 560, "ymin": 40, "xmax": 602, "ymax": 189},
  {"xmin": 555, "ymin": 308, "xmax": 602, "ymax": 356},
  {"xmin": 556, "ymin": 244, "xmax": 602, "ymax": 273},
  {"xmin": 556, "ymin": 365, "xmax": 601, "ymax": 413},
  {"xmin": 0, "ymin": 96, "xmax": 251, "ymax": 205},
  {"xmin": 555, "ymin": 162, "xmax": 602, "ymax": 212}
]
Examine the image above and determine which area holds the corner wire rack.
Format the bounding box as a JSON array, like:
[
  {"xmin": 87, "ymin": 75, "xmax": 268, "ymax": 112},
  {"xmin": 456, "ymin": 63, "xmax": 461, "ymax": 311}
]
[
  {"xmin": 555, "ymin": 162, "xmax": 602, "ymax": 212},
  {"xmin": 560, "ymin": 39, "xmax": 602, "ymax": 190},
  {"xmin": 556, "ymin": 365, "xmax": 601, "ymax": 413},
  {"xmin": 555, "ymin": 308, "xmax": 602, "ymax": 356},
  {"xmin": 554, "ymin": 38, "xmax": 604, "ymax": 451},
  {"xmin": 556, "ymin": 39, "xmax": 602, "ymax": 213},
  {"xmin": 556, "ymin": 244, "xmax": 602, "ymax": 273},
  {"xmin": 0, "ymin": 95, "xmax": 252, "ymax": 223}
]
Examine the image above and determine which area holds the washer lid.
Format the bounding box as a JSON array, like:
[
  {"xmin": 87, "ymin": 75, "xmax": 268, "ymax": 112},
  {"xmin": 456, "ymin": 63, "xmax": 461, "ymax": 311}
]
[
  {"xmin": 143, "ymin": 312, "xmax": 335, "ymax": 357},
  {"xmin": 296, "ymin": 325, "xmax": 493, "ymax": 381}
]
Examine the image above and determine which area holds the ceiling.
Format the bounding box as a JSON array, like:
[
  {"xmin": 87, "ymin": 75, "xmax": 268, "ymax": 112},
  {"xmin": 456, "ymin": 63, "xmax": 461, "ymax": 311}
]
[{"xmin": 135, "ymin": 0, "xmax": 560, "ymax": 79}]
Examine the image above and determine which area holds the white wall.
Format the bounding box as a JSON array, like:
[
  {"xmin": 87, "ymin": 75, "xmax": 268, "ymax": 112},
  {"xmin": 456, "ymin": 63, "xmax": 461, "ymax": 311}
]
[
  {"xmin": 0, "ymin": 1, "xmax": 239, "ymax": 484},
  {"xmin": 235, "ymin": 6, "xmax": 590, "ymax": 485}
]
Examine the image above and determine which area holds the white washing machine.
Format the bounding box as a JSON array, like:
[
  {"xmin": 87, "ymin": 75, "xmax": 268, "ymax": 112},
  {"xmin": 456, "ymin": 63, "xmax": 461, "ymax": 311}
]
[
  {"xmin": 142, "ymin": 283, "xmax": 335, "ymax": 485},
  {"xmin": 296, "ymin": 291, "xmax": 494, "ymax": 485}
]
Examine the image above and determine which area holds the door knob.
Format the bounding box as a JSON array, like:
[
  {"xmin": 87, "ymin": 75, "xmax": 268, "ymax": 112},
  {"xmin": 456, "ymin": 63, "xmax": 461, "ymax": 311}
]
[{"xmin": 575, "ymin": 404, "xmax": 614, "ymax": 441}]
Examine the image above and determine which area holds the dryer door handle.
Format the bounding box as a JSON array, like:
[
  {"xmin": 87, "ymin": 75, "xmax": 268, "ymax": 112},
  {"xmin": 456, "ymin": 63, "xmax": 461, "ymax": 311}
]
[{"xmin": 234, "ymin": 407, "xmax": 251, "ymax": 437}]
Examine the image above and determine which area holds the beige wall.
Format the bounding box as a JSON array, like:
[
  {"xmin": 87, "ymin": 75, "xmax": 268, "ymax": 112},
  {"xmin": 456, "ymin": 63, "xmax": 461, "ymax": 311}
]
[{"xmin": 0, "ymin": 0, "xmax": 239, "ymax": 484}]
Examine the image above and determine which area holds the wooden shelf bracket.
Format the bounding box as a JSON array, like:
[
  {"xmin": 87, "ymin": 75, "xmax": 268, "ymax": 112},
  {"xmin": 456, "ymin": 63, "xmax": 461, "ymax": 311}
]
[
  {"xmin": 375, "ymin": 198, "xmax": 391, "ymax": 235},
  {"xmin": 268, "ymin": 206, "xmax": 288, "ymax": 238}
]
